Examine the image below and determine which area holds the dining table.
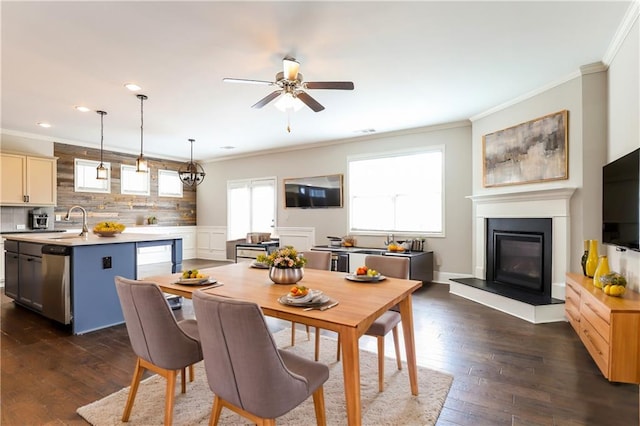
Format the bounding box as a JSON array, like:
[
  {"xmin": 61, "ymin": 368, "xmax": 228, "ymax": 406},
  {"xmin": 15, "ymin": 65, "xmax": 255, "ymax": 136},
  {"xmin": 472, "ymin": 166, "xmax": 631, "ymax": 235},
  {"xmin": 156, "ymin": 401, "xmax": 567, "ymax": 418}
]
[{"xmin": 145, "ymin": 262, "xmax": 422, "ymax": 426}]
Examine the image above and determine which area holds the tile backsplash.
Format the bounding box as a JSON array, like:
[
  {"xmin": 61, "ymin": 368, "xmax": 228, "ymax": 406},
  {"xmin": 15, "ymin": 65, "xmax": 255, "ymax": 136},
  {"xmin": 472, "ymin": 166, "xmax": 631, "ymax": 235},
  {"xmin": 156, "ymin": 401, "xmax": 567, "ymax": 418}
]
[{"xmin": 1, "ymin": 206, "xmax": 55, "ymax": 232}]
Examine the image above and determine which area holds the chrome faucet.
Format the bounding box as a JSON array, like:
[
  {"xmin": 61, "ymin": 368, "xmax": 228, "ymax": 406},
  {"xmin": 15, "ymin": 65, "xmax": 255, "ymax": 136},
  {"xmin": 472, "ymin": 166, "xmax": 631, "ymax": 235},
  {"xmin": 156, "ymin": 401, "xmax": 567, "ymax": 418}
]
[
  {"xmin": 384, "ymin": 233, "xmax": 395, "ymax": 245},
  {"xmin": 65, "ymin": 205, "xmax": 89, "ymax": 237}
]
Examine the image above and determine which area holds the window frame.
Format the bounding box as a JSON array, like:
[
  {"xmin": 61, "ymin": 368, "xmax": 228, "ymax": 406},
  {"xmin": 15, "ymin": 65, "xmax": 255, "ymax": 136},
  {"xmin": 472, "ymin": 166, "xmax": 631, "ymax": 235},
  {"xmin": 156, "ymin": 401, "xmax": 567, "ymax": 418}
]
[
  {"xmin": 347, "ymin": 146, "xmax": 445, "ymax": 237},
  {"xmin": 120, "ymin": 164, "xmax": 150, "ymax": 196},
  {"xmin": 74, "ymin": 158, "xmax": 111, "ymax": 193},
  {"xmin": 157, "ymin": 169, "xmax": 183, "ymax": 198}
]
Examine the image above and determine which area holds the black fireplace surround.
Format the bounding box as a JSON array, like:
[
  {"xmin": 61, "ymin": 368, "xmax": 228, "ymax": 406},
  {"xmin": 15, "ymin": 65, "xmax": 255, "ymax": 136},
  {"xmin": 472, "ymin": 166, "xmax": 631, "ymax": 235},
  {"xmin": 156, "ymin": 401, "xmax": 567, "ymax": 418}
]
[
  {"xmin": 452, "ymin": 217, "xmax": 559, "ymax": 305},
  {"xmin": 486, "ymin": 218, "xmax": 552, "ymax": 300}
]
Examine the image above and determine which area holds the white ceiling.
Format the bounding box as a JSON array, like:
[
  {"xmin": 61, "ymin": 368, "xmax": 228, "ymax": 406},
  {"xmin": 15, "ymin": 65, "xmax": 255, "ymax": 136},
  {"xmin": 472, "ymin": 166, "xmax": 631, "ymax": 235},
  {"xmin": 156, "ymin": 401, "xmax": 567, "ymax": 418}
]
[{"xmin": 1, "ymin": 1, "xmax": 631, "ymax": 162}]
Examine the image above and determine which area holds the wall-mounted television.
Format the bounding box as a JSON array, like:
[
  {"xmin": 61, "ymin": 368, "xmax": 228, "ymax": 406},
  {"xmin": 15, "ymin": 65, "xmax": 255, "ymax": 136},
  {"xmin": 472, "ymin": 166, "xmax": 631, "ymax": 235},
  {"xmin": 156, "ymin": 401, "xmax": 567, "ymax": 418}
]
[
  {"xmin": 602, "ymin": 147, "xmax": 639, "ymax": 252},
  {"xmin": 284, "ymin": 174, "xmax": 343, "ymax": 208}
]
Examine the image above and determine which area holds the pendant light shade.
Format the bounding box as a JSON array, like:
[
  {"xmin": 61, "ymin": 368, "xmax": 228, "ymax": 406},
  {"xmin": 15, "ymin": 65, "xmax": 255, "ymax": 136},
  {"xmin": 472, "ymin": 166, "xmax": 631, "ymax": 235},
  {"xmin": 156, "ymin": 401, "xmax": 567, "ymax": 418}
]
[
  {"xmin": 178, "ymin": 139, "xmax": 206, "ymax": 186},
  {"xmin": 135, "ymin": 94, "xmax": 148, "ymax": 173},
  {"xmin": 96, "ymin": 110, "xmax": 108, "ymax": 180}
]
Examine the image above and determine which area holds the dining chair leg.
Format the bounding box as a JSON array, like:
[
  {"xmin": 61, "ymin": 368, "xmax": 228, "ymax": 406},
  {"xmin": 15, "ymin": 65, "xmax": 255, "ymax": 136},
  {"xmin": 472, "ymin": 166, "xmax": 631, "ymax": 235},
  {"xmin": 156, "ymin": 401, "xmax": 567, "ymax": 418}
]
[
  {"xmin": 291, "ymin": 321, "xmax": 297, "ymax": 346},
  {"xmin": 181, "ymin": 367, "xmax": 187, "ymax": 394},
  {"xmin": 210, "ymin": 395, "xmax": 223, "ymax": 426},
  {"xmin": 189, "ymin": 363, "xmax": 195, "ymax": 382},
  {"xmin": 314, "ymin": 327, "xmax": 321, "ymax": 361},
  {"xmin": 305, "ymin": 324, "xmax": 311, "ymax": 340},
  {"xmin": 336, "ymin": 335, "xmax": 341, "ymax": 361},
  {"xmin": 122, "ymin": 357, "xmax": 145, "ymax": 422},
  {"xmin": 392, "ymin": 326, "xmax": 402, "ymax": 370},
  {"xmin": 377, "ymin": 336, "xmax": 385, "ymax": 392},
  {"xmin": 312, "ymin": 386, "xmax": 327, "ymax": 426},
  {"xmin": 165, "ymin": 370, "xmax": 177, "ymax": 425}
]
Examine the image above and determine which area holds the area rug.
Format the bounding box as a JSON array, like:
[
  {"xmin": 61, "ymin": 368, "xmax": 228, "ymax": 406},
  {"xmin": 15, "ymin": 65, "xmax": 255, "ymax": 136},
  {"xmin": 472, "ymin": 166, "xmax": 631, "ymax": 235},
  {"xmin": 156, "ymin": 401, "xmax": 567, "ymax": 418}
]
[{"xmin": 77, "ymin": 330, "xmax": 453, "ymax": 425}]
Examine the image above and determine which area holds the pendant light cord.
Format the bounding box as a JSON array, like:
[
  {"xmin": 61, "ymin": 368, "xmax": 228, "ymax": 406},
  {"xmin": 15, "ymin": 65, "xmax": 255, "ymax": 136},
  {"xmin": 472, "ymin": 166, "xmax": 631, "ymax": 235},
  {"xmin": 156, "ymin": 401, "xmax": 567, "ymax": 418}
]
[
  {"xmin": 100, "ymin": 112, "xmax": 104, "ymax": 163},
  {"xmin": 139, "ymin": 95, "xmax": 144, "ymax": 156}
]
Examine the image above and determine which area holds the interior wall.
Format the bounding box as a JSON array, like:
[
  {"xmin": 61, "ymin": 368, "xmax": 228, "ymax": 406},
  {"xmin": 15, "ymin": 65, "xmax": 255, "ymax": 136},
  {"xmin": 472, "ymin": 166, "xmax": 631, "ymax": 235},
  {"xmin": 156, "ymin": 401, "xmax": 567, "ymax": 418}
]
[
  {"xmin": 198, "ymin": 122, "xmax": 473, "ymax": 277},
  {"xmin": 471, "ymin": 76, "xmax": 591, "ymax": 280},
  {"xmin": 0, "ymin": 132, "xmax": 54, "ymax": 157},
  {"xmin": 606, "ymin": 17, "xmax": 639, "ymax": 291}
]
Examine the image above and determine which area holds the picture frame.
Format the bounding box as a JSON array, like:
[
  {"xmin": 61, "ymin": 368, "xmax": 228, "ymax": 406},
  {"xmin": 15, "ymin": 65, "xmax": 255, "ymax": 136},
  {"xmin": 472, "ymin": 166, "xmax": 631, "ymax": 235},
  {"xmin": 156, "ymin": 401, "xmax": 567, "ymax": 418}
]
[{"xmin": 482, "ymin": 110, "xmax": 568, "ymax": 187}]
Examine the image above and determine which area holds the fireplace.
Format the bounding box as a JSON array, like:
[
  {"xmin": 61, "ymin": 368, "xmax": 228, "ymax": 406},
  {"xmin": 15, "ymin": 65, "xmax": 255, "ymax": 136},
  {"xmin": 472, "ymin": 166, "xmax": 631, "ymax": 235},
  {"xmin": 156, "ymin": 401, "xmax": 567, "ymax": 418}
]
[
  {"xmin": 450, "ymin": 188, "xmax": 574, "ymax": 323},
  {"xmin": 486, "ymin": 218, "xmax": 552, "ymax": 300}
]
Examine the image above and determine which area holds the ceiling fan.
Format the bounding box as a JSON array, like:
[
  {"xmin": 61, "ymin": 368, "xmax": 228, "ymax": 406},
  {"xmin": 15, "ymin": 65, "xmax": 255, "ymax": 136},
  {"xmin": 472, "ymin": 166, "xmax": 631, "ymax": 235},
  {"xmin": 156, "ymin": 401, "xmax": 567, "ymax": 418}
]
[{"xmin": 223, "ymin": 56, "xmax": 354, "ymax": 113}]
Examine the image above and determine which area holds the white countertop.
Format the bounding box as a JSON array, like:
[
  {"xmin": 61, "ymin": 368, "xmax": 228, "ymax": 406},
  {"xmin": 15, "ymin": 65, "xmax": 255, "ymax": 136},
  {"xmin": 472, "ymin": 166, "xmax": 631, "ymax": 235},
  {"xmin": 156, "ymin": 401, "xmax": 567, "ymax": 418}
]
[{"xmin": 3, "ymin": 232, "xmax": 182, "ymax": 246}]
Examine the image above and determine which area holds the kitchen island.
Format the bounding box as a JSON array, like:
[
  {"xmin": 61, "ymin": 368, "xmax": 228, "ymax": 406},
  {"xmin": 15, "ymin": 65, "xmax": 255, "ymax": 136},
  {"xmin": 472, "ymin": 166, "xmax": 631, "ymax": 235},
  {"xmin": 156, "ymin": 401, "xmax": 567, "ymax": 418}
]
[{"xmin": 3, "ymin": 232, "xmax": 182, "ymax": 334}]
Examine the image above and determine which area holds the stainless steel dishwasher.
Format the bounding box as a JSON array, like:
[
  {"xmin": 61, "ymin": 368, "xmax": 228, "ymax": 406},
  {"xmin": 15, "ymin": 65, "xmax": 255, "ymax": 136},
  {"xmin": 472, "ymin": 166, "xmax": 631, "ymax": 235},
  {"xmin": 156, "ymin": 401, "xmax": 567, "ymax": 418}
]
[{"xmin": 41, "ymin": 245, "xmax": 72, "ymax": 324}]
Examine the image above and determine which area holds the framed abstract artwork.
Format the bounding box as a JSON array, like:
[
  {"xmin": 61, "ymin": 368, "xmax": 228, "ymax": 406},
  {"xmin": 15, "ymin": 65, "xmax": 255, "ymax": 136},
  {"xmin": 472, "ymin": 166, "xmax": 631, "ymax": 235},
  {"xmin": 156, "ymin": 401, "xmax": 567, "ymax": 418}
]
[{"xmin": 483, "ymin": 110, "xmax": 568, "ymax": 187}]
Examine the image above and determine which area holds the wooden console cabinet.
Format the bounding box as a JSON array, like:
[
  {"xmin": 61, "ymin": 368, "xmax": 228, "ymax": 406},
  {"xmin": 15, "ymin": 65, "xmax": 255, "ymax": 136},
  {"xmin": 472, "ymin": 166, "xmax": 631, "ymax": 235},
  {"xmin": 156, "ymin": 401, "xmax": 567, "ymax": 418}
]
[{"xmin": 565, "ymin": 273, "xmax": 640, "ymax": 384}]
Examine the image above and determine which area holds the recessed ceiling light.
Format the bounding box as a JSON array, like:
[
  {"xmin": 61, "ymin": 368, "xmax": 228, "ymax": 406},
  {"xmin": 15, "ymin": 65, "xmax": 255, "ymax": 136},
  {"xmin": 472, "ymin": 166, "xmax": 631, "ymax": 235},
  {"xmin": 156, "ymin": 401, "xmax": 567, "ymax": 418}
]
[
  {"xmin": 356, "ymin": 128, "xmax": 376, "ymax": 134},
  {"xmin": 124, "ymin": 83, "xmax": 142, "ymax": 92},
  {"xmin": 37, "ymin": 122, "xmax": 51, "ymax": 128},
  {"xmin": 75, "ymin": 105, "xmax": 91, "ymax": 112},
  {"xmin": 220, "ymin": 145, "xmax": 235, "ymax": 150}
]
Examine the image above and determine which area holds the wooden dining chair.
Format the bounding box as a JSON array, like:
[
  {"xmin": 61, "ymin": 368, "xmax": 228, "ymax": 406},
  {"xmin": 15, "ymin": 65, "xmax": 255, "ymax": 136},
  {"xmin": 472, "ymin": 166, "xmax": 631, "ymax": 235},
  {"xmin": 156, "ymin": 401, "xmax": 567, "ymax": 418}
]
[
  {"xmin": 192, "ymin": 290, "xmax": 330, "ymax": 426},
  {"xmin": 114, "ymin": 276, "xmax": 203, "ymax": 425},
  {"xmin": 291, "ymin": 251, "xmax": 332, "ymax": 360}
]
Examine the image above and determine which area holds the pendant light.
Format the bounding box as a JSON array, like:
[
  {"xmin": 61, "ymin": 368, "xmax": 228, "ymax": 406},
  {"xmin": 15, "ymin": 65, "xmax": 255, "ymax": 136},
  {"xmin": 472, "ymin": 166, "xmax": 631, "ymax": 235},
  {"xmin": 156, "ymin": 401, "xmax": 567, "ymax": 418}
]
[
  {"xmin": 178, "ymin": 138, "xmax": 206, "ymax": 186},
  {"xmin": 135, "ymin": 94, "xmax": 149, "ymax": 173},
  {"xmin": 96, "ymin": 110, "xmax": 108, "ymax": 180}
]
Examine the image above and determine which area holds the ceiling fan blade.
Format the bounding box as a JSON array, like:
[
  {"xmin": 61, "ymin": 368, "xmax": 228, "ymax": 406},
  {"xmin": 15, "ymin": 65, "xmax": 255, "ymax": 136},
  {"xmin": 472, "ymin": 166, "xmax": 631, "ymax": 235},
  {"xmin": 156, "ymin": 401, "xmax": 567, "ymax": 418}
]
[
  {"xmin": 296, "ymin": 91, "xmax": 325, "ymax": 112},
  {"xmin": 223, "ymin": 78, "xmax": 274, "ymax": 86},
  {"xmin": 304, "ymin": 81, "xmax": 354, "ymax": 90},
  {"xmin": 251, "ymin": 90, "xmax": 283, "ymax": 109}
]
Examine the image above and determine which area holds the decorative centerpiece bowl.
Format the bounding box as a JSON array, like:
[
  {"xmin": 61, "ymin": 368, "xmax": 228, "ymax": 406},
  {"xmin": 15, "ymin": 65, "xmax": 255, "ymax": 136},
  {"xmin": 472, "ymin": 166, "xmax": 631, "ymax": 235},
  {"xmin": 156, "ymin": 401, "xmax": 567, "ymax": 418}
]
[
  {"xmin": 93, "ymin": 221, "xmax": 126, "ymax": 237},
  {"xmin": 258, "ymin": 246, "xmax": 307, "ymax": 285}
]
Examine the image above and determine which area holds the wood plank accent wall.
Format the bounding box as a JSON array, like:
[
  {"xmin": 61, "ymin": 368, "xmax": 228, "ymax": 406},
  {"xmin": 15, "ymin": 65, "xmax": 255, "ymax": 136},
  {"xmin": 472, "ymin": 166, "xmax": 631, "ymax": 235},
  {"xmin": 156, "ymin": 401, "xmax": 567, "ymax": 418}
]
[{"xmin": 53, "ymin": 143, "xmax": 197, "ymax": 230}]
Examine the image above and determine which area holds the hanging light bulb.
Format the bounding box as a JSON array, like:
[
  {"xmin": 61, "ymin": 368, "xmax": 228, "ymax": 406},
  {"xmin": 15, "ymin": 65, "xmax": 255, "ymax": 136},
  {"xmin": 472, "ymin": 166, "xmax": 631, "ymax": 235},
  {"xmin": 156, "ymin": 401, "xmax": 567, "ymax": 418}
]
[
  {"xmin": 135, "ymin": 94, "xmax": 149, "ymax": 173},
  {"xmin": 178, "ymin": 139, "xmax": 206, "ymax": 186},
  {"xmin": 96, "ymin": 110, "xmax": 108, "ymax": 180}
]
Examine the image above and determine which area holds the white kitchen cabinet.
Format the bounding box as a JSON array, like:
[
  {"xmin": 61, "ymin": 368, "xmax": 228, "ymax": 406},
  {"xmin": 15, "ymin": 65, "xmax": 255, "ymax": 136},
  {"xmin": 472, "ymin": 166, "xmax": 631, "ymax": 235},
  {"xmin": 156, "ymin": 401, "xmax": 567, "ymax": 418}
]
[{"xmin": 0, "ymin": 153, "xmax": 57, "ymax": 205}]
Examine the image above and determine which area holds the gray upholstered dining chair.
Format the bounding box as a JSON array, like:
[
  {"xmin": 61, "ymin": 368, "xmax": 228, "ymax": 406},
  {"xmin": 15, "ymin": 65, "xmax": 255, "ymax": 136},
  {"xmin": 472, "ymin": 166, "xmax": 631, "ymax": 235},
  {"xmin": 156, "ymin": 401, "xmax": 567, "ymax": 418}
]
[
  {"xmin": 363, "ymin": 255, "xmax": 409, "ymax": 391},
  {"xmin": 320, "ymin": 255, "xmax": 409, "ymax": 391},
  {"xmin": 192, "ymin": 290, "xmax": 330, "ymax": 426},
  {"xmin": 114, "ymin": 276, "xmax": 203, "ymax": 425},
  {"xmin": 291, "ymin": 251, "xmax": 332, "ymax": 355}
]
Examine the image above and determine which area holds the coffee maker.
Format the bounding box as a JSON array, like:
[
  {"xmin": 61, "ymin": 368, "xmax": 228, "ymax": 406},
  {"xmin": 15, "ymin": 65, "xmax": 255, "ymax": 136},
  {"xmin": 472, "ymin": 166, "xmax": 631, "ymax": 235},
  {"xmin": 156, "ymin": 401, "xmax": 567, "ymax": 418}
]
[{"xmin": 29, "ymin": 209, "xmax": 49, "ymax": 229}]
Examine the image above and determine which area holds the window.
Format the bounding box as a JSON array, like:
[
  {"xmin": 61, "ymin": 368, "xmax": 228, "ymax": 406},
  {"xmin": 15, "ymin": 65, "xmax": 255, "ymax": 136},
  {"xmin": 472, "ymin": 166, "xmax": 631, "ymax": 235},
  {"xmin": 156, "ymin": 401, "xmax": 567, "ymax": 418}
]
[
  {"xmin": 227, "ymin": 178, "xmax": 276, "ymax": 240},
  {"xmin": 121, "ymin": 164, "xmax": 150, "ymax": 195},
  {"xmin": 74, "ymin": 158, "xmax": 110, "ymax": 193},
  {"xmin": 158, "ymin": 169, "xmax": 183, "ymax": 197},
  {"xmin": 348, "ymin": 147, "xmax": 444, "ymax": 236}
]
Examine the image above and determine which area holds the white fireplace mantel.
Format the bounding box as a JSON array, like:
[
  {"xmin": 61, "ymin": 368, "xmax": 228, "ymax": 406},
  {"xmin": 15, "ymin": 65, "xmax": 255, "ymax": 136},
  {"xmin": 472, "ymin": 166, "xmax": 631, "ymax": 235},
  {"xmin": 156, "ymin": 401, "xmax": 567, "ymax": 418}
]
[{"xmin": 451, "ymin": 187, "xmax": 577, "ymax": 323}]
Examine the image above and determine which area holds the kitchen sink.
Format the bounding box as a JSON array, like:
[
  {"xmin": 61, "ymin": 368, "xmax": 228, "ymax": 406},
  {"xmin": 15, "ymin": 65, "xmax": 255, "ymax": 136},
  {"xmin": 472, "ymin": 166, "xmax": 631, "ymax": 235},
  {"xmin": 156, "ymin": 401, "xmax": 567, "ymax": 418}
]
[{"xmin": 47, "ymin": 234, "xmax": 84, "ymax": 240}]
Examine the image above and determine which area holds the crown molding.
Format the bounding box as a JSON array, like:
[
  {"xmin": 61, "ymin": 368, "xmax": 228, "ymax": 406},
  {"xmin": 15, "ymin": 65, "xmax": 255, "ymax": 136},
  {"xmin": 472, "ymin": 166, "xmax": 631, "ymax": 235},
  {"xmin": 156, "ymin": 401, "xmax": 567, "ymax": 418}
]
[{"xmin": 602, "ymin": 0, "xmax": 640, "ymax": 66}]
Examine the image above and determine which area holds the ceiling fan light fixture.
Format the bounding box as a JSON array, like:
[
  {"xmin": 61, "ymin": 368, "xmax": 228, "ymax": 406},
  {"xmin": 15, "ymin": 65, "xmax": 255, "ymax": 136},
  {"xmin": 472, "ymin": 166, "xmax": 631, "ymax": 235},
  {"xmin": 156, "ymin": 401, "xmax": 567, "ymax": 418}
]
[
  {"xmin": 274, "ymin": 92, "xmax": 304, "ymax": 112},
  {"xmin": 135, "ymin": 94, "xmax": 149, "ymax": 173},
  {"xmin": 96, "ymin": 110, "xmax": 108, "ymax": 180},
  {"xmin": 283, "ymin": 57, "xmax": 300, "ymax": 81},
  {"xmin": 179, "ymin": 138, "xmax": 206, "ymax": 186}
]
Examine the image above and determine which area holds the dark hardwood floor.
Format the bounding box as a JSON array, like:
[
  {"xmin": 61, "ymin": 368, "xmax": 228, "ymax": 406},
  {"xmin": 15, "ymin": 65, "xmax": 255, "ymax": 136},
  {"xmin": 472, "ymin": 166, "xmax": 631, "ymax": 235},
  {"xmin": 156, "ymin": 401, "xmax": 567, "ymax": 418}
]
[{"xmin": 2, "ymin": 259, "xmax": 638, "ymax": 425}]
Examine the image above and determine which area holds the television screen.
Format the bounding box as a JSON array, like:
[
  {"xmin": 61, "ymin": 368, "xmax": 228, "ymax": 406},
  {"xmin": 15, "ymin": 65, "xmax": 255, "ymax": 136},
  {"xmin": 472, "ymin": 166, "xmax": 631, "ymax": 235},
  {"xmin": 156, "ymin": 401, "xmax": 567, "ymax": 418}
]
[
  {"xmin": 284, "ymin": 174, "xmax": 343, "ymax": 208},
  {"xmin": 602, "ymin": 148, "xmax": 639, "ymax": 251}
]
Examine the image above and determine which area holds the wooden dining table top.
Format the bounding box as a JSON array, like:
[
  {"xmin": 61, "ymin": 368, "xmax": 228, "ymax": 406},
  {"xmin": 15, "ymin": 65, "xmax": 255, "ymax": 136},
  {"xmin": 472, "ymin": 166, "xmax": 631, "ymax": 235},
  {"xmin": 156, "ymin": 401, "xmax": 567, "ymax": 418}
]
[{"xmin": 147, "ymin": 262, "xmax": 422, "ymax": 334}]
